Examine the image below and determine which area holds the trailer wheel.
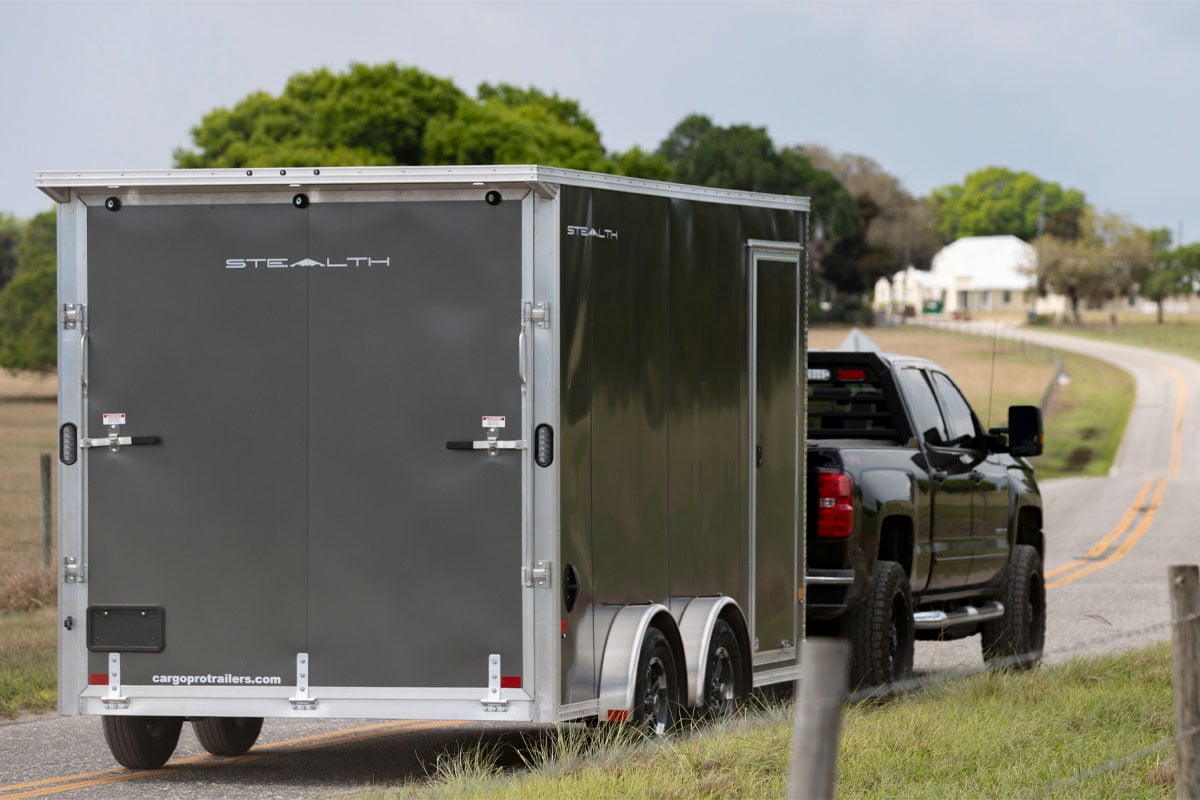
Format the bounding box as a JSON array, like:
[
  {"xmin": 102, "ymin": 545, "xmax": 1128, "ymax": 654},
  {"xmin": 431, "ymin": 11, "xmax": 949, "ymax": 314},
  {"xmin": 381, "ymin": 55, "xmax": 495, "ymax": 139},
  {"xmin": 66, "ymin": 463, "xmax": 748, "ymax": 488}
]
[
  {"xmin": 701, "ymin": 619, "xmax": 747, "ymax": 718},
  {"xmin": 981, "ymin": 544, "xmax": 1045, "ymax": 670},
  {"xmin": 191, "ymin": 717, "xmax": 264, "ymax": 756},
  {"xmin": 101, "ymin": 715, "xmax": 183, "ymax": 770},
  {"xmin": 844, "ymin": 560, "xmax": 914, "ymax": 691},
  {"xmin": 632, "ymin": 627, "xmax": 679, "ymax": 735}
]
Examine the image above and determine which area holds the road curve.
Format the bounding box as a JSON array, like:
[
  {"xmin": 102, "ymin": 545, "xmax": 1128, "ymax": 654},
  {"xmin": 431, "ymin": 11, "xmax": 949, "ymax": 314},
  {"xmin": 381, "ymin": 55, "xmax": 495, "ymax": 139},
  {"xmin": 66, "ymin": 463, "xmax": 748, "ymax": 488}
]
[{"xmin": 916, "ymin": 321, "xmax": 1200, "ymax": 671}]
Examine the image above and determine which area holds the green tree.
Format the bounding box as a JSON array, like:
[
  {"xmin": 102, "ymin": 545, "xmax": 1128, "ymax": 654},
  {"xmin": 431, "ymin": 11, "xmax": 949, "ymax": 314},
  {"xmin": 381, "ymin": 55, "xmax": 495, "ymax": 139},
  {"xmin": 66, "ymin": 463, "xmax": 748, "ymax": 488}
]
[
  {"xmin": 174, "ymin": 63, "xmax": 466, "ymax": 167},
  {"xmin": 805, "ymin": 146, "xmax": 942, "ymax": 300},
  {"xmin": 655, "ymin": 115, "xmax": 856, "ymax": 290},
  {"xmin": 1037, "ymin": 210, "xmax": 1162, "ymax": 323},
  {"xmin": 0, "ymin": 210, "xmax": 57, "ymax": 373},
  {"xmin": 423, "ymin": 83, "xmax": 611, "ymax": 170},
  {"xmin": 931, "ymin": 167, "xmax": 1087, "ymax": 243},
  {"xmin": 0, "ymin": 213, "xmax": 21, "ymax": 290}
]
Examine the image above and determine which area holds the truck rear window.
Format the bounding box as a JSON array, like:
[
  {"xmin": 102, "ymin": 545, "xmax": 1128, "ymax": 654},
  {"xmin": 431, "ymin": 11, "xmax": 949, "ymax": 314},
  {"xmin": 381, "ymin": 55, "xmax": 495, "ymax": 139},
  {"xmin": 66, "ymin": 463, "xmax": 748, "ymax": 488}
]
[{"xmin": 807, "ymin": 364, "xmax": 901, "ymax": 440}]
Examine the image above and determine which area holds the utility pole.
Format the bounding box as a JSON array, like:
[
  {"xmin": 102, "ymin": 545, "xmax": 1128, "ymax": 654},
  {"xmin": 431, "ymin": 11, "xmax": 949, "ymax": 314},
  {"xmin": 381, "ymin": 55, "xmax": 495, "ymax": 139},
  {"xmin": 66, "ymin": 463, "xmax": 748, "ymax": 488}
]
[{"xmin": 1032, "ymin": 194, "xmax": 1045, "ymax": 319}]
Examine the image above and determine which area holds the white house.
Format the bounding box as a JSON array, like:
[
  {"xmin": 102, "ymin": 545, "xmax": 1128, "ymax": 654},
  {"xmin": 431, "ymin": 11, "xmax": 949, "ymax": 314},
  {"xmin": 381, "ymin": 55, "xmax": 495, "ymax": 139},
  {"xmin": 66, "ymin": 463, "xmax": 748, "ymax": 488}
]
[
  {"xmin": 874, "ymin": 235, "xmax": 1068, "ymax": 317},
  {"xmin": 873, "ymin": 265, "xmax": 946, "ymax": 314}
]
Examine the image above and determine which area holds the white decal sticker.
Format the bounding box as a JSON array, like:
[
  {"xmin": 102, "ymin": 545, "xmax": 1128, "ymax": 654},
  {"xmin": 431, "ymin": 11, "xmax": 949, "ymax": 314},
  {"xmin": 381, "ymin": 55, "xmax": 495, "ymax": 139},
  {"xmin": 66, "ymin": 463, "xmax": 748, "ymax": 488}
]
[
  {"xmin": 482, "ymin": 416, "xmax": 506, "ymax": 429},
  {"xmin": 102, "ymin": 413, "xmax": 127, "ymax": 426}
]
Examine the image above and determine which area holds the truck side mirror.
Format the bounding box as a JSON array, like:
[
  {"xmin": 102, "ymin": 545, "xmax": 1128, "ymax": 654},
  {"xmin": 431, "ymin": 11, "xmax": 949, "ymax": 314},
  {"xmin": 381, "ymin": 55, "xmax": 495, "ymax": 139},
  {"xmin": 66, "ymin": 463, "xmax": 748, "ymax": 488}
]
[{"xmin": 1006, "ymin": 405, "xmax": 1044, "ymax": 457}]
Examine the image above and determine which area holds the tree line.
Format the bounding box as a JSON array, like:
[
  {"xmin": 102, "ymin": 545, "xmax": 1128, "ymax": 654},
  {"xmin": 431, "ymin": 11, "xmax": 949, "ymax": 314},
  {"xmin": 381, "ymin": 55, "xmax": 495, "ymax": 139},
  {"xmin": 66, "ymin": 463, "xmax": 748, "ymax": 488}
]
[{"xmin": 3, "ymin": 61, "xmax": 1197, "ymax": 372}]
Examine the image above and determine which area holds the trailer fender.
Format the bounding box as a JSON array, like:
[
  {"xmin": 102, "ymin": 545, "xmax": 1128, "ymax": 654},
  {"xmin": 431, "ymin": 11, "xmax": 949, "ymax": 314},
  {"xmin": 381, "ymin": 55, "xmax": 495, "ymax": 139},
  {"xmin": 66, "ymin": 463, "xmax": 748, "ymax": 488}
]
[
  {"xmin": 597, "ymin": 603, "xmax": 684, "ymax": 722},
  {"xmin": 677, "ymin": 597, "xmax": 750, "ymax": 708}
]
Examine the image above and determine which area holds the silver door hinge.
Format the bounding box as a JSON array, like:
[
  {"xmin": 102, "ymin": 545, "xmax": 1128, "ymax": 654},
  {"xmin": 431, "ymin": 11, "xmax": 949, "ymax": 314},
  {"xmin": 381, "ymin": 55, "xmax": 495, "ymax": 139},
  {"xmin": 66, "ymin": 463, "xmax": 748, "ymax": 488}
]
[
  {"xmin": 522, "ymin": 560, "xmax": 551, "ymax": 588},
  {"xmin": 64, "ymin": 556, "xmax": 86, "ymax": 584},
  {"xmin": 524, "ymin": 300, "xmax": 550, "ymax": 329},
  {"xmin": 63, "ymin": 303, "xmax": 83, "ymax": 330}
]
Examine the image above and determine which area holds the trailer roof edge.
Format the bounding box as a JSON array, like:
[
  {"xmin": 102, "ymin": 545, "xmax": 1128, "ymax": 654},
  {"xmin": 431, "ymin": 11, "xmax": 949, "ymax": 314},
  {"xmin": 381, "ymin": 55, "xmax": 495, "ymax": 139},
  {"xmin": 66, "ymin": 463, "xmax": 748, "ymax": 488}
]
[{"xmin": 34, "ymin": 165, "xmax": 810, "ymax": 211}]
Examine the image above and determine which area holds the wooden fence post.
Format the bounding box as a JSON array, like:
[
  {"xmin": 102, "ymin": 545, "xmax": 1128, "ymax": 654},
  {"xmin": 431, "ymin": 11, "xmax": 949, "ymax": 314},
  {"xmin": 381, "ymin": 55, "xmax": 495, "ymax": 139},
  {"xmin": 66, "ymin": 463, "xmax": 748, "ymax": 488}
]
[
  {"xmin": 789, "ymin": 637, "xmax": 850, "ymax": 799},
  {"xmin": 1170, "ymin": 564, "xmax": 1200, "ymax": 800}
]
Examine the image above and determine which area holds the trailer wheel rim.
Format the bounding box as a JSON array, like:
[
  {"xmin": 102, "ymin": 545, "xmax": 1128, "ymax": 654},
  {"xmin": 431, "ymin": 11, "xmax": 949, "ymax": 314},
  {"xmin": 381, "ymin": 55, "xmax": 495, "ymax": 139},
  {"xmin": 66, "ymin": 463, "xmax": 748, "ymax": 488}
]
[
  {"xmin": 640, "ymin": 655, "xmax": 670, "ymax": 735},
  {"xmin": 706, "ymin": 645, "xmax": 736, "ymax": 714}
]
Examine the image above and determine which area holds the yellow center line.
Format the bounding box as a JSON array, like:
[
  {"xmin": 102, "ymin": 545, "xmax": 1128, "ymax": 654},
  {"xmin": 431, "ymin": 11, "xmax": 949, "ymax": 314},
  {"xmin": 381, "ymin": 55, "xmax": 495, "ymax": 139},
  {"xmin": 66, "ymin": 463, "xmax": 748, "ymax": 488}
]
[
  {"xmin": 1047, "ymin": 478, "xmax": 1168, "ymax": 590},
  {"xmin": 1043, "ymin": 478, "xmax": 1155, "ymax": 580},
  {"xmin": 0, "ymin": 719, "xmax": 467, "ymax": 799},
  {"xmin": 1159, "ymin": 360, "xmax": 1187, "ymax": 479},
  {"xmin": 1044, "ymin": 358, "xmax": 1187, "ymax": 590}
]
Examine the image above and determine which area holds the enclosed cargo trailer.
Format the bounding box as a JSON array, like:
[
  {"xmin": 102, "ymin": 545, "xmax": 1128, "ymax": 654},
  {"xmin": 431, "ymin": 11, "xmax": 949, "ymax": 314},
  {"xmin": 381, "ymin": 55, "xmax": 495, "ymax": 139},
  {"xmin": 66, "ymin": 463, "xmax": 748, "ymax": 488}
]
[{"xmin": 38, "ymin": 166, "xmax": 809, "ymax": 768}]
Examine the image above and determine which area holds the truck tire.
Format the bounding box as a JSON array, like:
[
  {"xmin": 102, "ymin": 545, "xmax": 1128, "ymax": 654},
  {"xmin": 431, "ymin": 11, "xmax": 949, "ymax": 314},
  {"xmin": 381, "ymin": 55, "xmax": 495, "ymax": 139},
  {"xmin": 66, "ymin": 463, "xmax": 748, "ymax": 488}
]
[
  {"xmin": 981, "ymin": 544, "xmax": 1045, "ymax": 670},
  {"xmin": 843, "ymin": 560, "xmax": 914, "ymax": 691},
  {"xmin": 191, "ymin": 717, "xmax": 264, "ymax": 756},
  {"xmin": 101, "ymin": 715, "xmax": 183, "ymax": 770},
  {"xmin": 632, "ymin": 627, "xmax": 679, "ymax": 735},
  {"xmin": 701, "ymin": 619, "xmax": 747, "ymax": 718}
]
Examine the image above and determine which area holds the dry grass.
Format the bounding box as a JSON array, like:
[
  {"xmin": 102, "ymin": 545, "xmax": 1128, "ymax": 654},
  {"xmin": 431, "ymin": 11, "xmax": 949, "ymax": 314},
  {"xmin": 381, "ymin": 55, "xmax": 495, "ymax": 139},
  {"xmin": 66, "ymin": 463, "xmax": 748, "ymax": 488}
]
[
  {"xmin": 0, "ymin": 370, "xmax": 57, "ymax": 582},
  {"xmin": 0, "ymin": 568, "xmax": 56, "ymax": 611}
]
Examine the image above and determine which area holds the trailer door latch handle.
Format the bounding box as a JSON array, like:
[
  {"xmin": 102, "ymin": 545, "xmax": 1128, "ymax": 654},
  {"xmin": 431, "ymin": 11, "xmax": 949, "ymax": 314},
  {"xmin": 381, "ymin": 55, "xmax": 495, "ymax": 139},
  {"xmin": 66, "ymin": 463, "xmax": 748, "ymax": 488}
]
[
  {"xmin": 446, "ymin": 427, "xmax": 528, "ymax": 457},
  {"xmin": 81, "ymin": 424, "xmax": 161, "ymax": 454}
]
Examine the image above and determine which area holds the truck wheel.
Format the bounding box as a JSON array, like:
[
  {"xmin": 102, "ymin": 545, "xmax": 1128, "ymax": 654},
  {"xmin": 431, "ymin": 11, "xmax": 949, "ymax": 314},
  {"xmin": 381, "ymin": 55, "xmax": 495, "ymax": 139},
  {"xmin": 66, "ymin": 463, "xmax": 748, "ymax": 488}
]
[
  {"xmin": 632, "ymin": 627, "xmax": 679, "ymax": 735},
  {"xmin": 701, "ymin": 619, "xmax": 747, "ymax": 718},
  {"xmin": 981, "ymin": 544, "xmax": 1045, "ymax": 670},
  {"xmin": 191, "ymin": 717, "xmax": 264, "ymax": 756},
  {"xmin": 844, "ymin": 560, "xmax": 914, "ymax": 691},
  {"xmin": 101, "ymin": 715, "xmax": 183, "ymax": 770}
]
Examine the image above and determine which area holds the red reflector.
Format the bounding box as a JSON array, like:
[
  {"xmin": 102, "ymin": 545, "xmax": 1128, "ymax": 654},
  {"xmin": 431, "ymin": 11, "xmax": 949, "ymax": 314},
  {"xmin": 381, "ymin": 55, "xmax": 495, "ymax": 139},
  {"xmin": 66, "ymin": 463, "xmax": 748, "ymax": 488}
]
[
  {"xmin": 501, "ymin": 675, "xmax": 522, "ymax": 689},
  {"xmin": 561, "ymin": 618, "xmax": 568, "ymax": 635},
  {"xmin": 607, "ymin": 709, "xmax": 629, "ymax": 723},
  {"xmin": 817, "ymin": 469, "xmax": 854, "ymax": 538},
  {"xmin": 836, "ymin": 368, "xmax": 866, "ymax": 382},
  {"xmin": 89, "ymin": 673, "xmax": 108, "ymax": 686}
]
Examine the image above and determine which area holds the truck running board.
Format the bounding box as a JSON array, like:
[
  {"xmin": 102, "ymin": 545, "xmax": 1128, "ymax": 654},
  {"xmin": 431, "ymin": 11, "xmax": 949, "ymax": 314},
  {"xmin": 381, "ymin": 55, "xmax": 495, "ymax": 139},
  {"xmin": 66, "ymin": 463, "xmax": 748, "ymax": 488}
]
[{"xmin": 913, "ymin": 601, "xmax": 1005, "ymax": 630}]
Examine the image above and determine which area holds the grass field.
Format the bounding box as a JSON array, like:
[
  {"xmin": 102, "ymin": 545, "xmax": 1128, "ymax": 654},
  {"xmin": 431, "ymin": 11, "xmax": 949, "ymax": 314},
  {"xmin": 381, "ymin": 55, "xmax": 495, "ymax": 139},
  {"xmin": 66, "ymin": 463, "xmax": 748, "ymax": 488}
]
[
  {"xmin": 348, "ymin": 645, "xmax": 1175, "ymax": 799},
  {"xmin": 0, "ymin": 370, "xmax": 57, "ymax": 719}
]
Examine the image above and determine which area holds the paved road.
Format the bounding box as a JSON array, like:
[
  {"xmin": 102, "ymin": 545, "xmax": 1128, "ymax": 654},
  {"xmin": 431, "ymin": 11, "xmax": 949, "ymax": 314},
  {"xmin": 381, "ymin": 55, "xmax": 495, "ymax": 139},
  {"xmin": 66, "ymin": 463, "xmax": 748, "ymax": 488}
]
[
  {"xmin": 916, "ymin": 322, "xmax": 1200, "ymax": 672},
  {"xmin": 4, "ymin": 323, "xmax": 1196, "ymax": 798}
]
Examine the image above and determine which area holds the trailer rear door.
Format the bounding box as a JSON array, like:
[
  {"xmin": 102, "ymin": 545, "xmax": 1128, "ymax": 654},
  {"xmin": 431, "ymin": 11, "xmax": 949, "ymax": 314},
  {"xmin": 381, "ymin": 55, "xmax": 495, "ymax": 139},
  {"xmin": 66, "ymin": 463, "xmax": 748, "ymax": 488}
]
[{"xmin": 83, "ymin": 197, "xmax": 524, "ymax": 692}]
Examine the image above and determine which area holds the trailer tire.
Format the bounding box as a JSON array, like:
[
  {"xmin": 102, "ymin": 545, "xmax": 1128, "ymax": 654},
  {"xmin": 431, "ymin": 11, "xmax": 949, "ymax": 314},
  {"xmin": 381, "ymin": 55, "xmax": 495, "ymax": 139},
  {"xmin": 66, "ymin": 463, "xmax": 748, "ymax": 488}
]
[
  {"xmin": 191, "ymin": 717, "xmax": 264, "ymax": 756},
  {"xmin": 101, "ymin": 715, "xmax": 183, "ymax": 770},
  {"xmin": 701, "ymin": 619, "xmax": 747, "ymax": 718},
  {"xmin": 844, "ymin": 560, "xmax": 914, "ymax": 691},
  {"xmin": 632, "ymin": 627, "xmax": 679, "ymax": 735},
  {"xmin": 981, "ymin": 544, "xmax": 1045, "ymax": 670}
]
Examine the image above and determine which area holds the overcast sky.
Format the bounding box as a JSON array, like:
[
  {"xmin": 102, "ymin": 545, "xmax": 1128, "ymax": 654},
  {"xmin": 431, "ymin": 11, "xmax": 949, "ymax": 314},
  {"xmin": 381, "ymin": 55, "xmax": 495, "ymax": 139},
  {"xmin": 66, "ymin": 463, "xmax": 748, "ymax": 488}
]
[{"xmin": 4, "ymin": 0, "xmax": 1198, "ymax": 247}]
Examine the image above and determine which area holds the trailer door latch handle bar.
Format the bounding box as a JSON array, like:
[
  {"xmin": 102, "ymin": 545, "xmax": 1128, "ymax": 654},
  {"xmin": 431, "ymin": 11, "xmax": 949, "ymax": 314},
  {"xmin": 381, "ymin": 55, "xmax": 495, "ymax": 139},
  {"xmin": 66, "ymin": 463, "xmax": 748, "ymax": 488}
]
[
  {"xmin": 446, "ymin": 427, "xmax": 527, "ymax": 457},
  {"xmin": 81, "ymin": 424, "xmax": 162, "ymax": 454}
]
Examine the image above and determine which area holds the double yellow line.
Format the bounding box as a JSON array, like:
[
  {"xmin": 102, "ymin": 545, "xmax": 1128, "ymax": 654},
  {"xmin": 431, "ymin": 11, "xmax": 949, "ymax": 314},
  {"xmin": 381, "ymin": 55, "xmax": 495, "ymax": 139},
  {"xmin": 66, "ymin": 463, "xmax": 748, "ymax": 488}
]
[
  {"xmin": 1045, "ymin": 360, "xmax": 1186, "ymax": 591},
  {"xmin": 0, "ymin": 719, "xmax": 467, "ymax": 799}
]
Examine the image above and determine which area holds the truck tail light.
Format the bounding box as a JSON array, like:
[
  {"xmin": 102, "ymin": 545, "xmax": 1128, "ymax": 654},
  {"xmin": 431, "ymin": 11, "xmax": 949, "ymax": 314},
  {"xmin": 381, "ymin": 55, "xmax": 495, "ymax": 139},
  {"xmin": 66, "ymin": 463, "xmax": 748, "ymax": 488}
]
[
  {"xmin": 817, "ymin": 469, "xmax": 854, "ymax": 538},
  {"xmin": 836, "ymin": 368, "xmax": 866, "ymax": 382}
]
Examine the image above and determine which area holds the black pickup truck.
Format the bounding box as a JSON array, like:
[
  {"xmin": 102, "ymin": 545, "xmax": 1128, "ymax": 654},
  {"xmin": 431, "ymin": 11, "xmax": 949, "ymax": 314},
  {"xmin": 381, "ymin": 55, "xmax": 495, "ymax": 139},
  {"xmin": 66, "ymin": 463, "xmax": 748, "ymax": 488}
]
[{"xmin": 805, "ymin": 350, "xmax": 1046, "ymax": 689}]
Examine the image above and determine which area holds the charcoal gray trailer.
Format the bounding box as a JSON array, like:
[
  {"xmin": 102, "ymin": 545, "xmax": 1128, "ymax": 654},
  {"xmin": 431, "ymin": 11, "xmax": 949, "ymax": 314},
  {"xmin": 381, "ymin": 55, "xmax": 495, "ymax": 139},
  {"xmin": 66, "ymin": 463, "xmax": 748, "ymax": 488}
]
[{"xmin": 39, "ymin": 166, "xmax": 809, "ymax": 768}]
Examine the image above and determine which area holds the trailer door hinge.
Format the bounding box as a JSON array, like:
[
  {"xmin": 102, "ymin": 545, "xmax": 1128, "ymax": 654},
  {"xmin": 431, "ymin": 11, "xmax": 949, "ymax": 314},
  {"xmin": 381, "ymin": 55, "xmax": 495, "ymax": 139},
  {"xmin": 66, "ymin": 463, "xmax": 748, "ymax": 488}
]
[
  {"xmin": 524, "ymin": 300, "xmax": 550, "ymax": 329},
  {"xmin": 63, "ymin": 303, "xmax": 82, "ymax": 330},
  {"xmin": 522, "ymin": 560, "xmax": 551, "ymax": 588},
  {"xmin": 63, "ymin": 556, "xmax": 86, "ymax": 584}
]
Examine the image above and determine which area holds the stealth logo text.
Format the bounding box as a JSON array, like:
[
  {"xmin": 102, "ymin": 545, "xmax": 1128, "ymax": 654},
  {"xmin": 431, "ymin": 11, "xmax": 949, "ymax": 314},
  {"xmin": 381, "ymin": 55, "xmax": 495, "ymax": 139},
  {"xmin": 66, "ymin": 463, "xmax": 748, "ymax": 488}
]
[
  {"xmin": 566, "ymin": 225, "xmax": 619, "ymax": 240},
  {"xmin": 225, "ymin": 256, "xmax": 391, "ymax": 270}
]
